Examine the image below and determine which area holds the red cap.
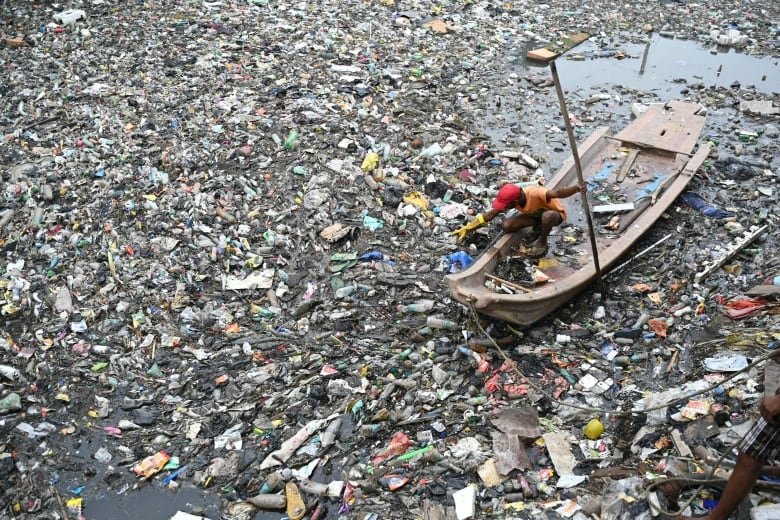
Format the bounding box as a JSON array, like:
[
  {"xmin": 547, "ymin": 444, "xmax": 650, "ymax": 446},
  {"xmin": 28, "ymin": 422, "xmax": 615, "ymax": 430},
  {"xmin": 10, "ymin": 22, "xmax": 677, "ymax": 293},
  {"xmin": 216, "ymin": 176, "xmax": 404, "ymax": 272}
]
[{"xmin": 492, "ymin": 184, "xmax": 522, "ymax": 211}]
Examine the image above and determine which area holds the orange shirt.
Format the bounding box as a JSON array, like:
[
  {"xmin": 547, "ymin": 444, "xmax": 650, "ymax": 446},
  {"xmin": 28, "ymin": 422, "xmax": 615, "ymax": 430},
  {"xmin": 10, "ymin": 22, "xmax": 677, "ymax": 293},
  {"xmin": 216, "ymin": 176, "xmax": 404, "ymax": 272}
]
[{"xmin": 519, "ymin": 186, "xmax": 567, "ymax": 220}]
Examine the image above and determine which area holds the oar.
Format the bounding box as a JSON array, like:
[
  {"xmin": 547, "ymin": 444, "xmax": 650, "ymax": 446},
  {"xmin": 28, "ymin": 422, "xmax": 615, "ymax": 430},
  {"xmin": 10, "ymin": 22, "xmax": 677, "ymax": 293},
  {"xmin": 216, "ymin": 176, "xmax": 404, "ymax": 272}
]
[{"xmin": 549, "ymin": 60, "xmax": 606, "ymax": 296}]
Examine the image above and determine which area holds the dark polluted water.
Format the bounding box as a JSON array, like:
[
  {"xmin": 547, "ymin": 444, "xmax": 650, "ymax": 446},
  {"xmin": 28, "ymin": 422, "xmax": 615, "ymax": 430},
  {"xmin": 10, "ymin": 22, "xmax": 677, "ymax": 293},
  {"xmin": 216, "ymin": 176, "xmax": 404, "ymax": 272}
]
[
  {"xmin": 551, "ymin": 34, "xmax": 780, "ymax": 95},
  {"xmin": 86, "ymin": 485, "xmax": 222, "ymax": 520}
]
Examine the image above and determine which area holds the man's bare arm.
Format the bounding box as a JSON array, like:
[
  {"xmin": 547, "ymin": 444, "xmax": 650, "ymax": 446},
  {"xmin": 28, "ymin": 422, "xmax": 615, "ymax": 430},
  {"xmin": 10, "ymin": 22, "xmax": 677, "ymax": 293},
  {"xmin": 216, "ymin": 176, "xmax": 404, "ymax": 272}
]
[{"xmin": 546, "ymin": 184, "xmax": 585, "ymax": 202}]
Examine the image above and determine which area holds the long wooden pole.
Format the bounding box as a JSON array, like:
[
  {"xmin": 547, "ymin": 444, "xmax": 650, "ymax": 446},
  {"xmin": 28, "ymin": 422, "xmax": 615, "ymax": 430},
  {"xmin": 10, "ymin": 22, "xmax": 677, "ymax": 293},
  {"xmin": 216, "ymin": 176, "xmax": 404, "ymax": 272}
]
[{"xmin": 549, "ymin": 60, "xmax": 606, "ymax": 296}]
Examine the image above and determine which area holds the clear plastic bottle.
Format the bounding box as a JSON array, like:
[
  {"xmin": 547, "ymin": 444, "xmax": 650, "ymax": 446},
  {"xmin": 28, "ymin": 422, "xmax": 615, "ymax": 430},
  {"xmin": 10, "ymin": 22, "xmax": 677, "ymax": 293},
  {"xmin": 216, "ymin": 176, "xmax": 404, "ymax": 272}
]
[
  {"xmin": 426, "ymin": 316, "xmax": 458, "ymax": 330},
  {"xmin": 397, "ymin": 299, "xmax": 434, "ymax": 313},
  {"xmin": 335, "ymin": 285, "xmax": 355, "ymax": 298}
]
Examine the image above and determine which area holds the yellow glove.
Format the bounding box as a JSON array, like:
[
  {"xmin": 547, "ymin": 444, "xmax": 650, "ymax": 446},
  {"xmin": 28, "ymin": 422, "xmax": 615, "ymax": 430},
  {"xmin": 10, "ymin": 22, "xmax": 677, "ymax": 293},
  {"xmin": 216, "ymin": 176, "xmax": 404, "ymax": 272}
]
[{"xmin": 451, "ymin": 213, "xmax": 487, "ymax": 240}]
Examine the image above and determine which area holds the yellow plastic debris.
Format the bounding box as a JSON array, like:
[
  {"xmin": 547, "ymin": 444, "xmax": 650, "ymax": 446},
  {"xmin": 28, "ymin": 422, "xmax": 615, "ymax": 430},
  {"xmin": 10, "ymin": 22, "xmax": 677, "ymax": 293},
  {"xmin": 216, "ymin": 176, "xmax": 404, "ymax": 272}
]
[
  {"xmin": 361, "ymin": 151, "xmax": 380, "ymax": 172},
  {"xmin": 402, "ymin": 191, "xmax": 429, "ymax": 210},
  {"xmin": 583, "ymin": 418, "xmax": 604, "ymax": 440}
]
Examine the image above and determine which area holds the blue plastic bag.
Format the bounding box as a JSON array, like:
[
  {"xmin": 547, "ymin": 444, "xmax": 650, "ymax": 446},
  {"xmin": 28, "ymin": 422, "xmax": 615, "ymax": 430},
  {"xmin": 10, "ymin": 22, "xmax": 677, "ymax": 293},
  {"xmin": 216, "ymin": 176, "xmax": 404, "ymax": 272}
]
[
  {"xmin": 679, "ymin": 192, "xmax": 733, "ymax": 219},
  {"xmin": 444, "ymin": 251, "xmax": 474, "ymax": 273}
]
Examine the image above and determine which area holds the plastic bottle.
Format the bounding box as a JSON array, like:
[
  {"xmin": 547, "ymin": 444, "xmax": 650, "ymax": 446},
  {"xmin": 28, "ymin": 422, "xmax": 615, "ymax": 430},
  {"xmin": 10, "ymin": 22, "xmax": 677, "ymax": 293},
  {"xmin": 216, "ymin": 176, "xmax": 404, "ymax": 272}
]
[
  {"xmin": 54, "ymin": 9, "xmax": 86, "ymax": 25},
  {"xmin": 674, "ymin": 306, "xmax": 692, "ymax": 317},
  {"xmin": 248, "ymin": 493, "xmax": 286, "ymax": 510},
  {"xmin": 335, "ymin": 285, "xmax": 355, "ymax": 298},
  {"xmin": 358, "ymin": 424, "xmax": 382, "ymax": 438},
  {"xmin": 297, "ymin": 479, "xmax": 328, "ymax": 496},
  {"xmin": 632, "ymin": 312, "xmax": 651, "ymax": 329},
  {"xmin": 536, "ymin": 481, "xmax": 555, "ymax": 496},
  {"xmin": 261, "ymin": 470, "xmax": 285, "ymax": 493},
  {"xmin": 397, "ymin": 300, "xmax": 434, "ymax": 313},
  {"xmin": 0, "ymin": 209, "xmax": 14, "ymax": 229},
  {"xmin": 320, "ymin": 417, "xmax": 342, "ymax": 448},
  {"xmin": 364, "ymin": 175, "xmax": 379, "ymax": 190},
  {"xmin": 613, "ymin": 356, "xmax": 630, "ymax": 366},
  {"xmin": 426, "ymin": 316, "xmax": 459, "ymax": 330},
  {"xmin": 283, "ymin": 130, "xmax": 299, "ymax": 150},
  {"xmin": 30, "ymin": 207, "xmax": 44, "ymax": 228}
]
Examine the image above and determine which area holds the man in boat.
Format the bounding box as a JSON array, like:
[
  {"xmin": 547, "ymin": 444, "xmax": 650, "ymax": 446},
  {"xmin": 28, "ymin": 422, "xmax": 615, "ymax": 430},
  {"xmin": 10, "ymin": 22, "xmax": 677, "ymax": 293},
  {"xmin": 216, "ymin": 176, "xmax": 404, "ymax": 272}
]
[{"xmin": 452, "ymin": 183, "xmax": 585, "ymax": 256}]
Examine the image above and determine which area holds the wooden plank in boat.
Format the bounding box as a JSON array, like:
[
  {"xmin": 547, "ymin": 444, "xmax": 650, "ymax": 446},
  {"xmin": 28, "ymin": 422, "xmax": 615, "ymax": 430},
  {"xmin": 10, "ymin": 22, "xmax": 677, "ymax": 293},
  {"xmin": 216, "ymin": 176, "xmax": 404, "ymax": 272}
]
[
  {"xmin": 616, "ymin": 148, "xmax": 639, "ymax": 183},
  {"xmin": 613, "ymin": 103, "xmax": 705, "ymax": 155}
]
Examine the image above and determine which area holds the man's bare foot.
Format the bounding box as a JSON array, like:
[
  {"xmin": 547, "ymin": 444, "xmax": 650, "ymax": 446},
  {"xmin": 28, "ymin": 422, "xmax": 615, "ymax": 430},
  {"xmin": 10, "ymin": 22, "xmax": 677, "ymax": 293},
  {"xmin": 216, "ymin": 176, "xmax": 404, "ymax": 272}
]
[{"xmin": 524, "ymin": 238, "xmax": 548, "ymax": 258}]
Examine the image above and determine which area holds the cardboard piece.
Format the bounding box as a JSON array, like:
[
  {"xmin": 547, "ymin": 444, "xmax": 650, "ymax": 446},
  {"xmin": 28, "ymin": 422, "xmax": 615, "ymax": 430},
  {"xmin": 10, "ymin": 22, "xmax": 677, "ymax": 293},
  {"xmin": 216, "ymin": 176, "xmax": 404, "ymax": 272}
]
[
  {"xmin": 542, "ymin": 431, "xmax": 577, "ymax": 476},
  {"xmin": 422, "ymin": 499, "xmax": 447, "ymax": 520},
  {"xmin": 492, "ymin": 432, "xmax": 532, "ymax": 474},
  {"xmin": 490, "ymin": 406, "xmax": 541, "ymax": 438}
]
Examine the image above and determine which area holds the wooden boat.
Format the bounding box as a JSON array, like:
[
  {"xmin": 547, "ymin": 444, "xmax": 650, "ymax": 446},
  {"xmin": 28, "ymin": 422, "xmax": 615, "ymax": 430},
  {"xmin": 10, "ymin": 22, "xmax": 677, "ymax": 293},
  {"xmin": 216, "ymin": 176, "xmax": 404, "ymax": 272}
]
[{"xmin": 445, "ymin": 101, "xmax": 711, "ymax": 325}]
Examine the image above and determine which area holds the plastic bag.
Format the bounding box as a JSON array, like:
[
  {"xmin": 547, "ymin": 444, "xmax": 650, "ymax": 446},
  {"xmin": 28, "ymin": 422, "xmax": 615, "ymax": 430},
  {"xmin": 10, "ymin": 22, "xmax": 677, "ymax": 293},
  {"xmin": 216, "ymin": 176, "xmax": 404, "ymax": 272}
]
[{"xmin": 679, "ymin": 192, "xmax": 733, "ymax": 219}]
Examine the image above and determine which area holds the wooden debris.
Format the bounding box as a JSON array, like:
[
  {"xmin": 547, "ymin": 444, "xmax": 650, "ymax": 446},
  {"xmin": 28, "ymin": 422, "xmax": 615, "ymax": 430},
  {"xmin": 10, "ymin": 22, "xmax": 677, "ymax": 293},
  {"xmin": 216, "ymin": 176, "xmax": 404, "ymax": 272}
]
[
  {"xmin": 526, "ymin": 47, "xmax": 558, "ymax": 62},
  {"xmin": 670, "ymin": 429, "xmax": 693, "ymax": 458},
  {"xmin": 491, "ymin": 406, "xmax": 542, "ymax": 438},
  {"xmin": 617, "ymin": 149, "xmax": 639, "ymax": 182},
  {"xmin": 589, "ymin": 466, "xmax": 639, "ymax": 479},
  {"xmin": 526, "ymin": 32, "xmax": 590, "ymax": 62},
  {"xmin": 542, "ymin": 431, "xmax": 577, "ymax": 476},
  {"xmin": 485, "ymin": 273, "xmax": 532, "ymax": 293},
  {"xmin": 666, "ymin": 349, "xmax": 679, "ymax": 373},
  {"xmin": 694, "ymin": 225, "xmax": 768, "ymax": 283}
]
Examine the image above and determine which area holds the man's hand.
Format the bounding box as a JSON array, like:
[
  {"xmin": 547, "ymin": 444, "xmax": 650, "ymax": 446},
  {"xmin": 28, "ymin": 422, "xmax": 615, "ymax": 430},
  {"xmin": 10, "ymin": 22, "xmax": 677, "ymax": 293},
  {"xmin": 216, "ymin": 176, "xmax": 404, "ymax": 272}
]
[
  {"xmin": 760, "ymin": 395, "xmax": 780, "ymax": 425},
  {"xmin": 451, "ymin": 213, "xmax": 487, "ymax": 240}
]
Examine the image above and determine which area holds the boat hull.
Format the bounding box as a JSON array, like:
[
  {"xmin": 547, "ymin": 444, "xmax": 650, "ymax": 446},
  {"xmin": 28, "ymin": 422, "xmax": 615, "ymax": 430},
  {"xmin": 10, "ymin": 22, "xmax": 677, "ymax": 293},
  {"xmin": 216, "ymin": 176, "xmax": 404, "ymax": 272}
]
[{"xmin": 446, "ymin": 102, "xmax": 711, "ymax": 325}]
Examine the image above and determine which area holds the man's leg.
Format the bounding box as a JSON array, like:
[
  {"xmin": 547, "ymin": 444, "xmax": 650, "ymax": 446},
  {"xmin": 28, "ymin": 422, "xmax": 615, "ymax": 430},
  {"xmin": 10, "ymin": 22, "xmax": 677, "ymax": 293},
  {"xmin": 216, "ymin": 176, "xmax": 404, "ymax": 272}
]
[
  {"xmin": 531, "ymin": 210, "xmax": 563, "ymax": 248},
  {"xmin": 680, "ymin": 451, "xmax": 763, "ymax": 520},
  {"xmin": 501, "ymin": 214, "xmax": 537, "ymax": 233}
]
